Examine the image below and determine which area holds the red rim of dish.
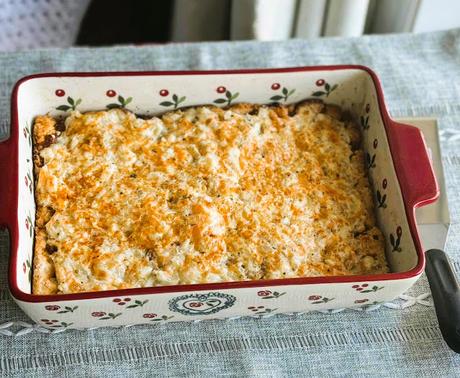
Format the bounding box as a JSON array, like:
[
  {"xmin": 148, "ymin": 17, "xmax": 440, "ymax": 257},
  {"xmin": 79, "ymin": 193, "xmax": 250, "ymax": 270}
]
[{"xmin": 5, "ymin": 65, "xmax": 438, "ymax": 303}]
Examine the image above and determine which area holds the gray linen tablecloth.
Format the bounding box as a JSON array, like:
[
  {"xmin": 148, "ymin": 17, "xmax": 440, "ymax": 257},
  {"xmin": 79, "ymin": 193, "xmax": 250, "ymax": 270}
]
[{"xmin": 1, "ymin": 29, "xmax": 460, "ymax": 377}]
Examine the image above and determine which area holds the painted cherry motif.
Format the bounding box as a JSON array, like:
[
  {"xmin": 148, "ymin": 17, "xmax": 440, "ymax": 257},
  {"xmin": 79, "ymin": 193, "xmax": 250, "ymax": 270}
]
[
  {"xmin": 113, "ymin": 297, "xmax": 132, "ymax": 306},
  {"xmin": 150, "ymin": 315, "xmax": 174, "ymax": 322},
  {"xmin": 257, "ymin": 290, "xmax": 286, "ymax": 299},
  {"xmin": 354, "ymin": 299, "xmax": 369, "ymax": 304},
  {"xmin": 189, "ymin": 302, "xmax": 204, "ymax": 308},
  {"xmin": 23, "ymin": 125, "xmax": 32, "ymax": 146},
  {"xmin": 41, "ymin": 319, "xmax": 59, "ymax": 326},
  {"xmin": 55, "ymin": 89, "xmax": 65, "ymax": 97},
  {"xmin": 41, "ymin": 319, "xmax": 73, "ymax": 328},
  {"xmin": 45, "ymin": 305, "xmax": 60, "ymax": 311},
  {"xmin": 352, "ymin": 284, "xmax": 368, "ymax": 292},
  {"xmin": 56, "ymin": 96, "xmax": 82, "ymax": 112},
  {"xmin": 352, "ymin": 284, "xmax": 383, "ymax": 293},
  {"xmin": 143, "ymin": 313, "xmax": 157, "ymax": 319},
  {"xmin": 373, "ymin": 139, "xmax": 378, "ymax": 149},
  {"xmin": 390, "ymin": 226, "xmax": 403, "ymax": 252},
  {"xmin": 106, "ymin": 89, "xmax": 117, "ymax": 97},
  {"xmin": 376, "ymin": 178, "xmax": 388, "ymax": 209},
  {"xmin": 248, "ymin": 306, "xmax": 277, "ymax": 315},
  {"xmin": 214, "ymin": 88, "xmax": 239, "ymax": 106},
  {"xmin": 258, "ymin": 291, "xmax": 271, "ymax": 297},
  {"xmin": 360, "ymin": 114, "xmax": 370, "ymax": 130},
  {"xmin": 24, "ymin": 259, "xmax": 31, "ymax": 283},
  {"xmin": 316, "ymin": 79, "xmax": 325, "ymax": 86},
  {"xmin": 106, "ymin": 94, "xmax": 133, "ymax": 109},
  {"xmin": 307, "ymin": 295, "xmax": 334, "ymax": 304},
  {"xmin": 365, "ymin": 103, "xmax": 370, "ymax": 113},
  {"xmin": 25, "ymin": 173, "xmax": 32, "ymax": 192},
  {"xmin": 159, "ymin": 92, "xmax": 186, "ymax": 109},
  {"xmin": 25, "ymin": 215, "xmax": 33, "ymax": 237},
  {"xmin": 270, "ymin": 86, "xmax": 295, "ymax": 103},
  {"xmin": 366, "ymin": 152, "xmax": 376, "ymax": 169},
  {"xmin": 91, "ymin": 312, "xmax": 106, "ymax": 317},
  {"xmin": 312, "ymin": 79, "xmax": 338, "ymax": 97}
]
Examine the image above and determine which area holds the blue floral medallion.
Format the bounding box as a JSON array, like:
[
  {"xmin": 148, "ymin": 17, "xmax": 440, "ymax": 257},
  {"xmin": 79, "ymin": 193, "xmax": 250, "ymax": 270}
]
[{"xmin": 168, "ymin": 292, "xmax": 236, "ymax": 316}]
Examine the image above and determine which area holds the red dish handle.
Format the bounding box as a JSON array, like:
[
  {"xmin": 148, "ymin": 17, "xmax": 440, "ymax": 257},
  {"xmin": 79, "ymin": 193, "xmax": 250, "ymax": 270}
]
[
  {"xmin": 0, "ymin": 136, "xmax": 15, "ymax": 228},
  {"xmin": 388, "ymin": 122, "xmax": 439, "ymax": 209}
]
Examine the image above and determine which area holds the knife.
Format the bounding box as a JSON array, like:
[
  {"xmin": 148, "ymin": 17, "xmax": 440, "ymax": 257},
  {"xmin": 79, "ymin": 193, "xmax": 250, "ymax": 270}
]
[{"xmin": 400, "ymin": 118, "xmax": 459, "ymax": 353}]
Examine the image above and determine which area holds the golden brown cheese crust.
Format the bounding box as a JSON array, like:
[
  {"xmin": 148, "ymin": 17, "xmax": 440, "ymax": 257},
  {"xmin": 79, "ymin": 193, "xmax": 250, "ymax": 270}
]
[{"xmin": 32, "ymin": 102, "xmax": 388, "ymax": 294}]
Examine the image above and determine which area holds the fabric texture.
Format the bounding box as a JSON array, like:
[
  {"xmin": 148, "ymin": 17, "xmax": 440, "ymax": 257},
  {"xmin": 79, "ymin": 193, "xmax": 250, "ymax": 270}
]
[
  {"xmin": 0, "ymin": 29, "xmax": 460, "ymax": 377},
  {"xmin": 0, "ymin": 0, "xmax": 90, "ymax": 52}
]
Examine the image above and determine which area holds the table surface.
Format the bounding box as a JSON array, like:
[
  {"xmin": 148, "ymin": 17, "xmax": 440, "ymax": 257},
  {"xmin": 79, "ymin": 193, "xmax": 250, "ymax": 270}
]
[{"xmin": 1, "ymin": 29, "xmax": 460, "ymax": 377}]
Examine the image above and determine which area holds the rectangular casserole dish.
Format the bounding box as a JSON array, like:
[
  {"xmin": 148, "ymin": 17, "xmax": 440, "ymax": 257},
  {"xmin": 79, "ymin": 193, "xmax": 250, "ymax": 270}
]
[{"xmin": 1, "ymin": 66, "xmax": 438, "ymax": 329}]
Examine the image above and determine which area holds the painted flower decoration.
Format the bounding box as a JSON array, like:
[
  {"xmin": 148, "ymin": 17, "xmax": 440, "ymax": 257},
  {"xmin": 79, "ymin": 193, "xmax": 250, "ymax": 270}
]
[
  {"xmin": 113, "ymin": 297, "xmax": 132, "ymax": 306},
  {"xmin": 352, "ymin": 284, "xmax": 383, "ymax": 293},
  {"xmin": 55, "ymin": 89, "xmax": 65, "ymax": 97},
  {"xmin": 159, "ymin": 93, "xmax": 186, "ymax": 109},
  {"xmin": 258, "ymin": 290, "xmax": 271, "ymax": 297},
  {"xmin": 45, "ymin": 305, "xmax": 60, "ymax": 311},
  {"xmin": 366, "ymin": 152, "xmax": 376, "ymax": 169},
  {"xmin": 41, "ymin": 319, "xmax": 72, "ymax": 328},
  {"xmin": 307, "ymin": 295, "xmax": 334, "ymax": 304},
  {"xmin": 106, "ymin": 89, "xmax": 117, "ymax": 97},
  {"xmin": 143, "ymin": 313, "xmax": 157, "ymax": 319},
  {"xmin": 373, "ymin": 139, "xmax": 378, "ymax": 149},
  {"xmin": 248, "ymin": 306, "xmax": 277, "ymax": 315},
  {"xmin": 390, "ymin": 226, "xmax": 402, "ymax": 252},
  {"xmin": 312, "ymin": 80, "xmax": 338, "ymax": 97},
  {"xmin": 56, "ymin": 96, "xmax": 82, "ymax": 112},
  {"xmin": 360, "ymin": 114, "xmax": 370, "ymax": 130},
  {"xmin": 315, "ymin": 79, "xmax": 325, "ymax": 86},
  {"xmin": 376, "ymin": 189, "xmax": 387, "ymax": 208},
  {"xmin": 214, "ymin": 88, "xmax": 239, "ymax": 106},
  {"xmin": 257, "ymin": 290, "xmax": 286, "ymax": 299},
  {"xmin": 271, "ymin": 83, "xmax": 281, "ymax": 90},
  {"xmin": 150, "ymin": 315, "xmax": 174, "ymax": 322},
  {"xmin": 91, "ymin": 312, "xmax": 106, "ymax": 317},
  {"xmin": 354, "ymin": 299, "xmax": 369, "ymax": 304},
  {"xmin": 106, "ymin": 94, "xmax": 133, "ymax": 109},
  {"xmin": 270, "ymin": 86, "xmax": 295, "ymax": 103}
]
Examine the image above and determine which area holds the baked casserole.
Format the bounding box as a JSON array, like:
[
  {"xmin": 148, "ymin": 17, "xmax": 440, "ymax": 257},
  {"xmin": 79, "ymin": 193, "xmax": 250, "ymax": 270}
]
[{"xmin": 32, "ymin": 101, "xmax": 388, "ymax": 294}]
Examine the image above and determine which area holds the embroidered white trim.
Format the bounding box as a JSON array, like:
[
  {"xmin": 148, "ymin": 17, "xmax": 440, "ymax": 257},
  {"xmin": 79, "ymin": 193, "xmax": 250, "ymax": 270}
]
[
  {"xmin": 0, "ymin": 293, "xmax": 433, "ymax": 336},
  {"xmin": 439, "ymin": 128, "xmax": 460, "ymax": 142}
]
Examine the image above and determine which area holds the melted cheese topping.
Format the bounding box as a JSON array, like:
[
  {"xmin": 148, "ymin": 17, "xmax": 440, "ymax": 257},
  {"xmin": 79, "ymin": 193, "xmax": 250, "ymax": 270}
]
[{"xmin": 36, "ymin": 105, "xmax": 387, "ymax": 294}]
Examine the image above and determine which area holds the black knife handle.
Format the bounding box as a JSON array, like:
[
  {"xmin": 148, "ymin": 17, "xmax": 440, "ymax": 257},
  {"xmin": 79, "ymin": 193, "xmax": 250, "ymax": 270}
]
[{"xmin": 425, "ymin": 249, "xmax": 460, "ymax": 353}]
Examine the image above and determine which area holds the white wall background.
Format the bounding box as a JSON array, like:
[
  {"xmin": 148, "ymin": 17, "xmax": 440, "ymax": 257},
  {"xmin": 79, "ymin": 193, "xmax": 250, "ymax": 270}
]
[{"xmin": 171, "ymin": 0, "xmax": 460, "ymax": 41}]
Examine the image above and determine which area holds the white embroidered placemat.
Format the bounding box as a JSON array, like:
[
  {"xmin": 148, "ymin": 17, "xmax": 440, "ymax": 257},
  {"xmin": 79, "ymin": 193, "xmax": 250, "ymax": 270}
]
[{"xmin": 0, "ymin": 28, "xmax": 459, "ymax": 377}]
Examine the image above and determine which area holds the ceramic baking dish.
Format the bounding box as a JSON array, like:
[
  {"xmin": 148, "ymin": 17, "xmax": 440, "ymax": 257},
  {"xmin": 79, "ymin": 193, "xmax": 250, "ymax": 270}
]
[{"xmin": 1, "ymin": 66, "xmax": 438, "ymax": 329}]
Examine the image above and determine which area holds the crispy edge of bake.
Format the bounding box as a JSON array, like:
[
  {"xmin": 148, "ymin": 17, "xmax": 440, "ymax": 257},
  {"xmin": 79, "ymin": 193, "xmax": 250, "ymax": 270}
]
[
  {"xmin": 32, "ymin": 115, "xmax": 59, "ymax": 294},
  {"xmin": 30, "ymin": 100, "xmax": 366, "ymax": 294}
]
